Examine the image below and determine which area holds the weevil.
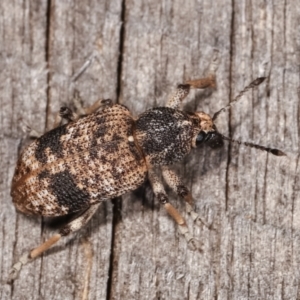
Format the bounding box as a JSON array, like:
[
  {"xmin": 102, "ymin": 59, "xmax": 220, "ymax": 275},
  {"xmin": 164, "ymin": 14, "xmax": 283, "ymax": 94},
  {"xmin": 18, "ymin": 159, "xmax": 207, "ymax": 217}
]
[{"xmin": 9, "ymin": 58, "xmax": 286, "ymax": 282}]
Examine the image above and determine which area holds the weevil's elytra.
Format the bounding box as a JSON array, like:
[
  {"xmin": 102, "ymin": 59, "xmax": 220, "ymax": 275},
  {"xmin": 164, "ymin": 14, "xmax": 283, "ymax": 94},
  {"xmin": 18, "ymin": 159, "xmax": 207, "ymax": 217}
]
[
  {"xmin": 8, "ymin": 53, "xmax": 286, "ymax": 282},
  {"xmin": 11, "ymin": 104, "xmax": 148, "ymax": 217}
]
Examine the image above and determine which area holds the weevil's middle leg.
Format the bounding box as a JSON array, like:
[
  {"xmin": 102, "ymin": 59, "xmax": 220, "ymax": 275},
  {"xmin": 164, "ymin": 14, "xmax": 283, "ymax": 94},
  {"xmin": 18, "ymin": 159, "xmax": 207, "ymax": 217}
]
[
  {"xmin": 148, "ymin": 169, "xmax": 201, "ymax": 250},
  {"xmin": 162, "ymin": 166, "xmax": 213, "ymax": 228},
  {"xmin": 8, "ymin": 203, "xmax": 100, "ymax": 283}
]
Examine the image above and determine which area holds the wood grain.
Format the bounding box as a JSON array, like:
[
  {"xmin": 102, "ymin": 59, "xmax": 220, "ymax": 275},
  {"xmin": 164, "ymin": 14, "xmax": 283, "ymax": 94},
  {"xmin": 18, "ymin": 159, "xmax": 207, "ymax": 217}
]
[{"xmin": 1, "ymin": 0, "xmax": 300, "ymax": 299}]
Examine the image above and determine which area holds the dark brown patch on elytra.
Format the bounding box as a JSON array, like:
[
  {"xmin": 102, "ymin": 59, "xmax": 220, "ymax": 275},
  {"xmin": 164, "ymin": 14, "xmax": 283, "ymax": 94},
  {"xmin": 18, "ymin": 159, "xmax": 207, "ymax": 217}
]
[
  {"xmin": 101, "ymin": 140, "xmax": 120, "ymax": 153},
  {"xmin": 35, "ymin": 124, "xmax": 68, "ymax": 163},
  {"xmin": 94, "ymin": 115, "xmax": 108, "ymax": 125},
  {"xmin": 38, "ymin": 170, "xmax": 50, "ymax": 181},
  {"xmin": 49, "ymin": 169, "xmax": 90, "ymax": 212},
  {"xmin": 89, "ymin": 123, "xmax": 110, "ymax": 159}
]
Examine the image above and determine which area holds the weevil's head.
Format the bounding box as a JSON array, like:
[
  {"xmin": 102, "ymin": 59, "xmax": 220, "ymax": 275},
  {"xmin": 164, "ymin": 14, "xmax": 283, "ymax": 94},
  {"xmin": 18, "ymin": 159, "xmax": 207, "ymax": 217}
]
[
  {"xmin": 192, "ymin": 111, "xmax": 224, "ymax": 149},
  {"xmin": 135, "ymin": 107, "xmax": 223, "ymax": 166}
]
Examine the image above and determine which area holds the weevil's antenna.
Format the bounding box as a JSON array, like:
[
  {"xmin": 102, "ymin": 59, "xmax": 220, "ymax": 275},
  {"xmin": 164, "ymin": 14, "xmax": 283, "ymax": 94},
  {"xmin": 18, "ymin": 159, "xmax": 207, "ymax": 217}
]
[
  {"xmin": 220, "ymin": 134, "xmax": 286, "ymax": 156},
  {"xmin": 212, "ymin": 77, "xmax": 266, "ymax": 121}
]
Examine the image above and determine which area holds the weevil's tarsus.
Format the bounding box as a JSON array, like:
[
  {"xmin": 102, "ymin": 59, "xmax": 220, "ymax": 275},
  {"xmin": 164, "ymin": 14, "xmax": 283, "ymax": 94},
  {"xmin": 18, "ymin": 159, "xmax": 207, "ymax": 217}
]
[
  {"xmin": 20, "ymin": 122, "xmax": 42, "ymax": 139},
  {"xmin": 220, "ymin": 134, "xmax": 286, "ymax": 156},
  {"xmin": 178, "ymin": 224, "xmax": 202, "ymax": 251},
  {"xmin": 148, "ymin": 169, "xmax": 202, "ymax": 251},
  {"xmin": 207, "ymin": 49, "xmax": 220, "ymax": 77},
  {"xmin": 162, "ymin": 166, "xmax": 214, "ymax": 228},
  {"xmin": 8, "ymin": 253, "xmax": 34, "ymax": 283},
  {"xmin": 212, "ymin": 77, "xmax": 267, "ymax": 121},
  {"xmin": 7, "ymin": 234, "xmax": 61, "ymax": 283},
  {"xmin": 8, "ymin": 204, "xmax": 100, "ymax": 282}
]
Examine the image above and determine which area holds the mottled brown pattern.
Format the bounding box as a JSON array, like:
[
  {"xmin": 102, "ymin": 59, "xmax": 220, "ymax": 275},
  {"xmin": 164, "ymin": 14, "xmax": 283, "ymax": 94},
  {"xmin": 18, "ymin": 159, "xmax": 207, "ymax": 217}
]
[{"xmin": 11, "ymin": 104, "xmax": 147, "ymax": 216}]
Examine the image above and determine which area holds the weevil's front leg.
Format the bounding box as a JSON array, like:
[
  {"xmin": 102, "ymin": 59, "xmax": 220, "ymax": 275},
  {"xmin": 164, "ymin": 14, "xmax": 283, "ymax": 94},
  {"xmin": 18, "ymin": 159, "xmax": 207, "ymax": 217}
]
[
  {"xmin": 8, "ymin": 203, "xmax": 100, "ymax": 283},
  {"xmin": 166, "ymin": 50, "xmax": 219, "ymax": 109},
  {"xmin": 166, "ymin": 77, "xmax": 216, "ymax": 109},
  {"xmin": 148, "ymin": 169, "xmax": 201, "ymax": 250},
  {"xmin": 162, "ymin": 167, "xmax": 213, "ymax": 228}
]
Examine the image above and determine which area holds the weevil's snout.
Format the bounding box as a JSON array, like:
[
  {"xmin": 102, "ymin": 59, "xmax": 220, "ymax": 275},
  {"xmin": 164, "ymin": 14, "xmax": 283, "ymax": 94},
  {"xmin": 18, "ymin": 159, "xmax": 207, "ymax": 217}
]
[
  {"xmin": 194, "ymin": 111, "xmax": 224, "ymax": 149},
  {"xmin": 196, "ymin": 130, "xmax": 224, "ymax": 149}
]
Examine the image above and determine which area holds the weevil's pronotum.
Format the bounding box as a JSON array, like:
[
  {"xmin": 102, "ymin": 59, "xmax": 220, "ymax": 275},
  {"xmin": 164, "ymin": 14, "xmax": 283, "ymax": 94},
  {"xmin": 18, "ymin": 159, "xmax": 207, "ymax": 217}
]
[{"xmin": 9, "ymin": 55, "xmax": 286, "ymax": 281}]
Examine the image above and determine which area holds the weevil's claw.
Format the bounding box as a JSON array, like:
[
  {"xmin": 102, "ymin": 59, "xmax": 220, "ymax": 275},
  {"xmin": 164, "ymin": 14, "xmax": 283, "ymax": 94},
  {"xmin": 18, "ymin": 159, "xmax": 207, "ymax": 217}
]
[
  {"xmin": 7, "ymin": 253, "xmax": 33, "ymax": 283},
  {"xmin": 20, "ymin": 122, "xmax": 41, "ymax": 139},
  {"xmin": 187, "ymin": 238, "xmax": 202, "ymax": 251},
  {"xmin": 178, "ymin": 224, "xmax": 202, "ymax": 251},
  {"xmin": 186, "ymin": 203, "xmax": 215, "ymax": 228},
  {"xmin": 207, "ymin": 49, "xmax": 219, "ymax": 76}
]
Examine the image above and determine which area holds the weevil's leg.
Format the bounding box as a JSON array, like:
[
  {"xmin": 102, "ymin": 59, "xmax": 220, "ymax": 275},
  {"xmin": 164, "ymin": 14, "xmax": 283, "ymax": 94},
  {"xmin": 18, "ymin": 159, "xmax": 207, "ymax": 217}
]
[
  {"xmin": 166, "ymin": 84, "xmax": 191, "ymax": 109},
  {"xmin": 83, "ymin": 99, "xmax": 112, "ymax": 115},
  {"xmin": 53, "ymin": 96, "xmax": 112, "ymax": 129},
  {"xmin": 162, "ymin": 166, "xmax": 212, "ymax": 227},
  {"xmin": 53, "ymin": 106, "xmax": 79, "ymax": 128},
  {"xmin": 8, "ymin": 203, "xmax": 100, "ymax": 282},
  {"xmin": 20, "ymin": 123, "xmax": 42, "ymax": 138},
  {"xmin": 166, "ymin": 77, "xmax": 216, "ymax": 109},
  {"xmin": 166, "ymin": 50, "xmax": 219, "ymax": 109},
  {"xmin": 72, "ymin": 90, "xmax": 112, "ymax": 116},
  {"xmin": 148, "ymin": 169, "xmax": 201, "ymax": 251}
]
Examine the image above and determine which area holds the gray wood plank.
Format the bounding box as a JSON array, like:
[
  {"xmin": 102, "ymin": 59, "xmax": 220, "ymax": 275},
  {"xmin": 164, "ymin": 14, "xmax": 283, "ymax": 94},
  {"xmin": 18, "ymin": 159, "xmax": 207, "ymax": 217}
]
[
  {"xmin": 1, "ymin": 0, "xmax": 300, "ymax": 299},
  {"xmin": 1, "ymin": 1, "xmax": 122, "ymax": 299},
  {"xmin": 0, "ymin": 1, "xmax": 49, "ymax": 299}
]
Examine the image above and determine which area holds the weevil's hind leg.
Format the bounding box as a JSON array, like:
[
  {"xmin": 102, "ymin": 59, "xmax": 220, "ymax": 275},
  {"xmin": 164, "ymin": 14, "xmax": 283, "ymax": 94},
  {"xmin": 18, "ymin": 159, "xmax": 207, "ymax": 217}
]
[
  {"xmin": 53, "ymin": 92, "xmax": 112, "ymax": 129},
  {"xmin": 148, "ymin": 169, "xmax": 201, "ymax": 251},
  {"xmin": 8, "ymin": 203, "xmax": 100, "ymax": 283},
  {"xmin": 166, "ymin": 50, "xmax": 219, "ymax": 109},
  {"xmin": 72, "ymin": 90, "xmax": 112, "ymax": 116},
  {"xmin": 20, "ymin": 123, "xmax": 43, "ymax": 139},
  {"xmin": 162, "ymin": 166, "xmax": 214, "ymax": 228},
  {"xmin": 52, "ymin": 106, "xmax": 80, "ymax": 128}
]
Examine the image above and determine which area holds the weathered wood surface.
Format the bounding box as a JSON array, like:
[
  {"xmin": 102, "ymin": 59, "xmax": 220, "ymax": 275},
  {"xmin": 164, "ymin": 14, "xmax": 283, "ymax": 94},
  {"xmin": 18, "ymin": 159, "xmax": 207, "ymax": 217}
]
[{"xmin": 1, "ymin": 0, "xmax": 300, "ymax": 299}]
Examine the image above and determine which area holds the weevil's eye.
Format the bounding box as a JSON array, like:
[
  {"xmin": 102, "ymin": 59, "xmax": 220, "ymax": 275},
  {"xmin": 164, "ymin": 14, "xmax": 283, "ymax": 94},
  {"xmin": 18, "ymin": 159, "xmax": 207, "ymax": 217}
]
[
  {"xmin": 196, "ymin": 131, "xmax": 224, "ymax": 148},
  {"xmin": 196, "ymin": 131, "xmax": 207, "ymax": 145},
  {"xmin": 206, "ymin": 132, "xmax": 224, "ymax": 149}
]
